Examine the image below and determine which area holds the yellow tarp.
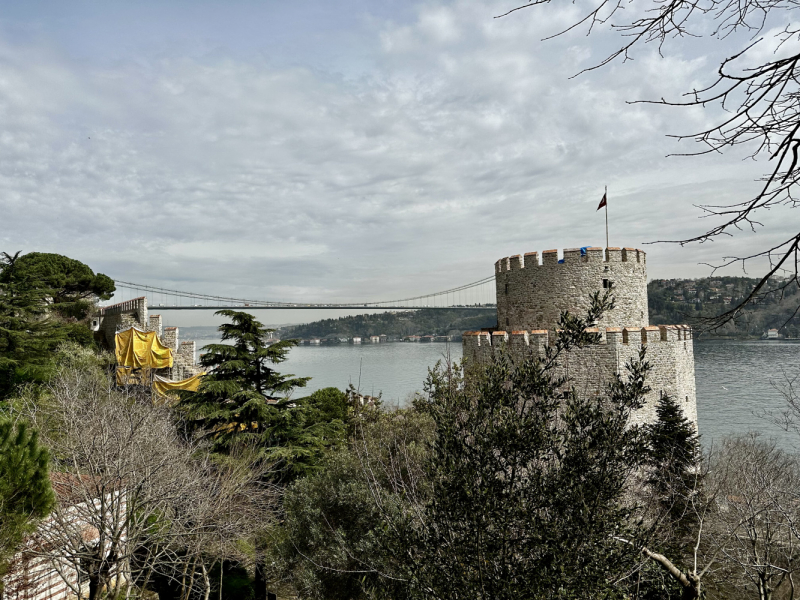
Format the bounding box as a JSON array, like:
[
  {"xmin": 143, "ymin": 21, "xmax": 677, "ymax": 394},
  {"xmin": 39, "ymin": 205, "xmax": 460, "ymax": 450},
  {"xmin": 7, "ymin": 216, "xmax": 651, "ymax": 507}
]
[
  {"xmin": 153, "ymin": 373, "xmax": 205, "ymax": 397},
  {"xmin": 115, "ymin": 366, "xmax": 151, "ymax": 387},
  {"xmin": 115, "ymin": 328, "xmax": 173, "ymax": 370}
]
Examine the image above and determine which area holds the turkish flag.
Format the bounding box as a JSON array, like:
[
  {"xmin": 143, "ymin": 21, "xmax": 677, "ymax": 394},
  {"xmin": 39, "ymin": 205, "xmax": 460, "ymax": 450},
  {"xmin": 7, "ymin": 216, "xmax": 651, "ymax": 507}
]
[{"xmin": 597, "ymin": 192, "xmax": 607, "ymax": 211}]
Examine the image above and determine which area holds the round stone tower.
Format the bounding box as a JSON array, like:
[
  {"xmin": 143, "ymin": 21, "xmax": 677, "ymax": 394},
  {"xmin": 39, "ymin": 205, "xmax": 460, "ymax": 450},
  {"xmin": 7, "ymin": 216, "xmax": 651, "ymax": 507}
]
[{"xmin": 495, "ymin": 247, "xmax": 648, "ymax": 331}]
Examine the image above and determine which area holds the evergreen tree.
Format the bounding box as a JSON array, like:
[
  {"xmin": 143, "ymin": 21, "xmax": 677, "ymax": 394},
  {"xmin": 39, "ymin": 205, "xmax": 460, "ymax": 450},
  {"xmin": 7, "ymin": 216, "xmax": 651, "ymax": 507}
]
[
  {"xmin": 182, "ymin": 311, "xmax": 346, "ymax": 600},
  {"xmin": 0, "ymin": 252, "xmax": 68, "ymax": 397},
  {"xmin": 638, "ymin": 394, "xmax": 702, "ymax": 600},
  {"xmin": 647, "ymin": 394, "xmax": 701, "ymax": 534},
  {"xmin": 181, "ymin": 310, "xmax": 315, "ymax": 467},
  {"xmin": 0, "ymin": 251, "xmax": 115, "ymax": 320},
  {"xmin": 403, "ymin": 292, "xmax": 651, "ymax": 599},
  {"xmin": 0, "ymin": 419, "xmax": 55, "ymax": 585}
]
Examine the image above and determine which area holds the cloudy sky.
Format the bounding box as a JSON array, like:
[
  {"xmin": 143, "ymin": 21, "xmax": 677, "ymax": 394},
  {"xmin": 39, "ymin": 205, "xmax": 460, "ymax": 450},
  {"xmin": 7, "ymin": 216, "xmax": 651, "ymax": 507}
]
[{"xmin": 0, "ymin": 0, "xmax": 787, "ymax": 319}]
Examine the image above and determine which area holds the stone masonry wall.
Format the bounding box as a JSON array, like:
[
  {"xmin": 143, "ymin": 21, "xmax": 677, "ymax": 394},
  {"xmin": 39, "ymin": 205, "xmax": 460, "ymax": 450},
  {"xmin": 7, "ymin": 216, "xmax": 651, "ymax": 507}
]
[
  {"xmin": 175, "ymin": 341, "xmax": 203, "ymax": 380},
  {"xmin": 162, "ymin": 327, "xmax": 178, "ymax": 353},
  {"xmin": 463, "ymin": 325, "xmax": 697, "ymax": 427},
  {"xmin": 98, "ymin": 297, "xmax": 148, "ymax": 349},
  {"xmin": 495, "ymin": 247, "xmax": 648, "ymax": 332},
  {"xmin": 148, "ymin": 314, "xmax": 163, "ymax": 337},
  {"xmin": 99, "ymin": 301, "xmax": 202, "ymax": 383}
]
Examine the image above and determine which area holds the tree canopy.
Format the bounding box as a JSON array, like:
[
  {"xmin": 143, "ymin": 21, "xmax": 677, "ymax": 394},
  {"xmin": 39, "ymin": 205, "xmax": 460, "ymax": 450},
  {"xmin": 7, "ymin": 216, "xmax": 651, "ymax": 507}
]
[
  {"xmin": 404, "ymin": 295, "xmax": 650, "ymax": 599},
  {"xmin": 0, "ymin": 252, "xmax": 69, "ymax": 396},
  {"xmin": 0, "ymin": 252, "xmax": 115, "ymax": 303},
  {"xmin": 0, "ymin": 252, "xmax": 115, "ymax": 322},
  {"xmin": 181, "ymin": 311, "xmax": 349, "ymax": 481}
]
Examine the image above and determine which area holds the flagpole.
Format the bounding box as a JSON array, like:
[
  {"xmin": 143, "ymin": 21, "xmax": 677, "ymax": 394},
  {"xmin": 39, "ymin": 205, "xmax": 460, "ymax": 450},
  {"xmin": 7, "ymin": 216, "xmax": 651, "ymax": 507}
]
[{"xmin": 604, "ymin": 185, "xmax": 609, "ymax": 250}]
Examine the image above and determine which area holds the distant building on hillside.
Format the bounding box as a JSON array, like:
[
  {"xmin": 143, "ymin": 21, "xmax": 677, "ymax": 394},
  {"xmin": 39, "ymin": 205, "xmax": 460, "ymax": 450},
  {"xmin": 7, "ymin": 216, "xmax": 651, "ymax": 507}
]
[{"xmin": 767, "ymin": 328, "xmax": 780, "ymax": 339}]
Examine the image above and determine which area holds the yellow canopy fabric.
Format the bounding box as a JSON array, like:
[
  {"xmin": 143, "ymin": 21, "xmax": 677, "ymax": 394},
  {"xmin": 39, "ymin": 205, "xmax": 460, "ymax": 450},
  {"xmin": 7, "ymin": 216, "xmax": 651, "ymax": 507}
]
[
  {"xmin": 115, "ymin": 328, "xmax": 173, "ymax": 370},
  {"xmin": 153, "ymin": 373, "xmax": 205, "ymax": 396},
  {"xmin": 115, "ymin": 366, "xmax": 151, "ymax": 387}
]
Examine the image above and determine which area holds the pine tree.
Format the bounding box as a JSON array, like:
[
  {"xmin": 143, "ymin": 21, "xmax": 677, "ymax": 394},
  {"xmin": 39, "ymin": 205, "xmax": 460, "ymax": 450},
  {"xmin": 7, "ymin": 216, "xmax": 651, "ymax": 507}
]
[
  {"xmin": 0, "ymin": 251, "xmax": 115, "ymax": 320},
  {"xmin": 0, "ymin": 419, "xmax": 55, "ymax": 585},
  {"xmin": 181, "ymin": 310, "xmax": 312, "ymax": 459},
  {"xmin": 647, "ymin": 394, "xmax": 701, "ymax": 533},
  {"xmin": 0, "ymin": 252, "xmax": 68, "ymax": 397},
  {"xmin": 638, "ymin": 394, "xmax": 702, "ymax": 599}
]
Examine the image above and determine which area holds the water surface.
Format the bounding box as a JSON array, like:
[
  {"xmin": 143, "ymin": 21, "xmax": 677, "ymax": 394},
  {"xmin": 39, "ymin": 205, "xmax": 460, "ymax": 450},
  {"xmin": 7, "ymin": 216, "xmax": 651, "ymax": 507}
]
[{"xmin": 191, "ymin": 337, "xmax": 800, "ymax": 449}]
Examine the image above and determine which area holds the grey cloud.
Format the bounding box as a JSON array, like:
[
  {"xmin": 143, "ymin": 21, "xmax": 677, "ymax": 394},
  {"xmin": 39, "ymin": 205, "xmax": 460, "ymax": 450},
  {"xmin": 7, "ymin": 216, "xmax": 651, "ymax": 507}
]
[{"xmin": 0, "ymin": 0, "xmax": 779, "ymax": 307}]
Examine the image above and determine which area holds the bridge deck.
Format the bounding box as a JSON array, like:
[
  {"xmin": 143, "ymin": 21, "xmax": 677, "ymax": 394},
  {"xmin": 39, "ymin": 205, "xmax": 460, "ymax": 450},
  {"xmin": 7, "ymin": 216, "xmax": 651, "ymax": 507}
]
[{"xmin": 150, "ymin": 305, "xmax": 496, "ymax": 310}]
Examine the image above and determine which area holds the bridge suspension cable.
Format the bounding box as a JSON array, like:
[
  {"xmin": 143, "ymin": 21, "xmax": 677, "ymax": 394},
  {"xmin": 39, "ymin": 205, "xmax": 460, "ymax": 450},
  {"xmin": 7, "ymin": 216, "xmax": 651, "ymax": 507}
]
[{"xmin": 110, "ymin": 276, "xmax": 497, "ymax": 310}]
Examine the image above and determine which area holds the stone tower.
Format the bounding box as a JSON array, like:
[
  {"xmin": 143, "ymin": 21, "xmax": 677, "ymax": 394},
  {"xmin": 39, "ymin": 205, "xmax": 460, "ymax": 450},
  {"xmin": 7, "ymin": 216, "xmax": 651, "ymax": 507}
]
[
  {"xmin": 463, "ymin": 246, "xmax": 697, "ymax": 429},
  {"xmin": 496, "ymin": 247, "xmax": 648, "ymax": 331}
]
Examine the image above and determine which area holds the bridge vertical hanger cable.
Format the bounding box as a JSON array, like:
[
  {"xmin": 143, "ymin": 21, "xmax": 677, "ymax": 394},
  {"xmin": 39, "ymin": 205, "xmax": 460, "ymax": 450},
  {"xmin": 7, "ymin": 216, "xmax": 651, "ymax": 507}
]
[{"xmin": 109, "ymin": 276, "xmax": 497, "ymax": 310}]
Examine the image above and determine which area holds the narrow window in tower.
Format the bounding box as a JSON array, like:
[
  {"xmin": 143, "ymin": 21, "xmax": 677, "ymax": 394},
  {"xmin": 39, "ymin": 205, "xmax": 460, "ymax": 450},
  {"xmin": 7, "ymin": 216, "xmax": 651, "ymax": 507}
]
[
  {"xmin": 602, "ymin": 279, "xmax": 609, "ymax": 289},
  {"xmin": 504, "ymin": 282, "xmax": 509, "ymax": 294},
  {"xmin": 506, "ymin": 318, "xmax": 509, "ymax": 328}
]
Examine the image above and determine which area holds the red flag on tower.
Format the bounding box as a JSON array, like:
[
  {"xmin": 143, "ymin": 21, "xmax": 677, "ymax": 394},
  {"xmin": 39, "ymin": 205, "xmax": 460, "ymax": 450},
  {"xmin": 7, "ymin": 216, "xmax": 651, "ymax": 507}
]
[{"xmin": 598, "ymin": 186, "xmax": 609, "ymax": 249}]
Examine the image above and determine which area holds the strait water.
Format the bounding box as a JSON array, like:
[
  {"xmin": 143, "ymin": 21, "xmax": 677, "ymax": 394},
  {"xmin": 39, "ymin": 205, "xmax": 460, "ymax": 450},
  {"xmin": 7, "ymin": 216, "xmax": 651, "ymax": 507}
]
[{"xmin": 190, "ymin": 337, "xmax": 800, "ymax": 449}]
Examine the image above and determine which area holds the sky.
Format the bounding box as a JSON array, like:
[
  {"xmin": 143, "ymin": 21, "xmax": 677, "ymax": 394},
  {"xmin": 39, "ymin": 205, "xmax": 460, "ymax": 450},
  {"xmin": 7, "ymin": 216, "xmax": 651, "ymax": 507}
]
[{"xmin": 0, "ymin": 0, "xmax": 791, "ymax": 325}]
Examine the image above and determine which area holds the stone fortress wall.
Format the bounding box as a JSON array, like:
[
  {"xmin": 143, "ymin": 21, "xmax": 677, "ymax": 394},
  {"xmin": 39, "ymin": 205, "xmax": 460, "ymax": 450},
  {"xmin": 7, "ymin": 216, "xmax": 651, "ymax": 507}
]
[
  {"xmin": 97, "ymin": 297, "xmax": 149, "ymax": 349},
  {"xmin": 97, "ymin": 297, "xmax": 202, "ymax": 381},
  {"xmin": 464, "ymin": 246, "xmax": 697, "ymax": 429},
  {"xmin": 495, "ymin": 247, "xmax": 648, "ymax": 331}
]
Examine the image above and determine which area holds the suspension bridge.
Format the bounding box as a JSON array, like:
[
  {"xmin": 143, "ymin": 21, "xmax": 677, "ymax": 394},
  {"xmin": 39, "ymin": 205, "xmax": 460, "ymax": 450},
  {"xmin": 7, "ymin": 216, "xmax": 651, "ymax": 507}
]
[{"xmin": 107, "ymin": 276, "xmax": 497, "ymax": 311}]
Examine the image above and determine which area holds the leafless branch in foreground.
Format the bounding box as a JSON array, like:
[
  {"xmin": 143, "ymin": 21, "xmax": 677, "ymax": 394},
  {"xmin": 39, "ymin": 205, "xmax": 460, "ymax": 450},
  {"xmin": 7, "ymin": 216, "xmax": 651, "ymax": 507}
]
[
  {"xmin": 20, "ymin": 361, "xmax": 276, "ymax": 600},
  {"xmin": 499, "ymin": 0, "xmax": 800, "ymax": 330}
]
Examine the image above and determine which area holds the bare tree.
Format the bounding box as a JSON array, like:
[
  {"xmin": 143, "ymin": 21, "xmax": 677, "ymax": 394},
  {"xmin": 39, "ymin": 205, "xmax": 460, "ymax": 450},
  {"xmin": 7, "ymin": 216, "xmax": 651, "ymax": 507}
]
[
  {"xmin": 19, "ymin": 358, "xmax": 276, "ymax": 600},
  {"xmin": 153, "ymin": 449, "xmax": 277, "ymax": 600},
  {"xmin": 705, "ymin": 435, "xmax": 800, "ymax": 600},
  {"xmin": 620, "ymin": 434, "xmax": 800, "ymax": 600},
  {"xmin": 499, "ymin": 0, "xmax": 800, "ymax": 330}
]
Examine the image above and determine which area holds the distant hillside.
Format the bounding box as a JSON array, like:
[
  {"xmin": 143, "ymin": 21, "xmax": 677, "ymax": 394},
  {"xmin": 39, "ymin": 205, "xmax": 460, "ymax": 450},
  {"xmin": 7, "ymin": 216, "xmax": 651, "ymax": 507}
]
[
  {"xmin": 648, "ymin": 276, "xmax": 800, "ymax": 338},
  {"xmin": 278, "ymin": 277, "xmax": 800, "ymax": 341},
  {"xmin": 279, "ymin": 308, "xmax": 497, "ymax": 340}
]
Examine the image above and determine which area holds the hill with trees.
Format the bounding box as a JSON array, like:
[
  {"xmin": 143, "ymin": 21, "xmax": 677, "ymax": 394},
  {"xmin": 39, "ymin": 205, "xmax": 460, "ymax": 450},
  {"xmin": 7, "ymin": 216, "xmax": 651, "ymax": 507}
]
[
  {"xmin": 280, "ymin": 277, "xmax": 800, "ymax": 341},
  {"xmin": 649, "ymin": 276, "xmax": 800, "ymax": 338},
  {"xmin": 278, "ymin": 308, "xmax": 498, "ymax": 340}
]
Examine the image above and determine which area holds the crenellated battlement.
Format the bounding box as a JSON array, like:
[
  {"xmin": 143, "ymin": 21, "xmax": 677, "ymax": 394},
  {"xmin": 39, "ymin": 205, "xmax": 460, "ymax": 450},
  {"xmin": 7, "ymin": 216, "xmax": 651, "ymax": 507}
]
[
  {"xmin": 495, "ymin": 246, "xmax": 648, "ymax": 332},
  {"xmin": 495, "ymin": 247, "xmax": 645, "ymax": 274},
  {"xmin": 463, "ymin": 324, "xmax": 692, "ymax": 348},
  {"xmin": 99, "ymin": 296, "xmax": 147, "ymax": 317},
  {"xmin": 463, "ymin": 322, "xmax": 697, "ymax": 428},
  {"xmin": 97, "ymin": 296, "xmax": 148, "ymax": 349}
]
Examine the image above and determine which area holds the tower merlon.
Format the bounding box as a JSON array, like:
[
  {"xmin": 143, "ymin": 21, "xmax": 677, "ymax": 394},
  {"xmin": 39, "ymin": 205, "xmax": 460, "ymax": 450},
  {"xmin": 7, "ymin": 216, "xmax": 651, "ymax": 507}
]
[{"xmin": 542, "ymin": 249, "xmax": 559, "ymax": 265}]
